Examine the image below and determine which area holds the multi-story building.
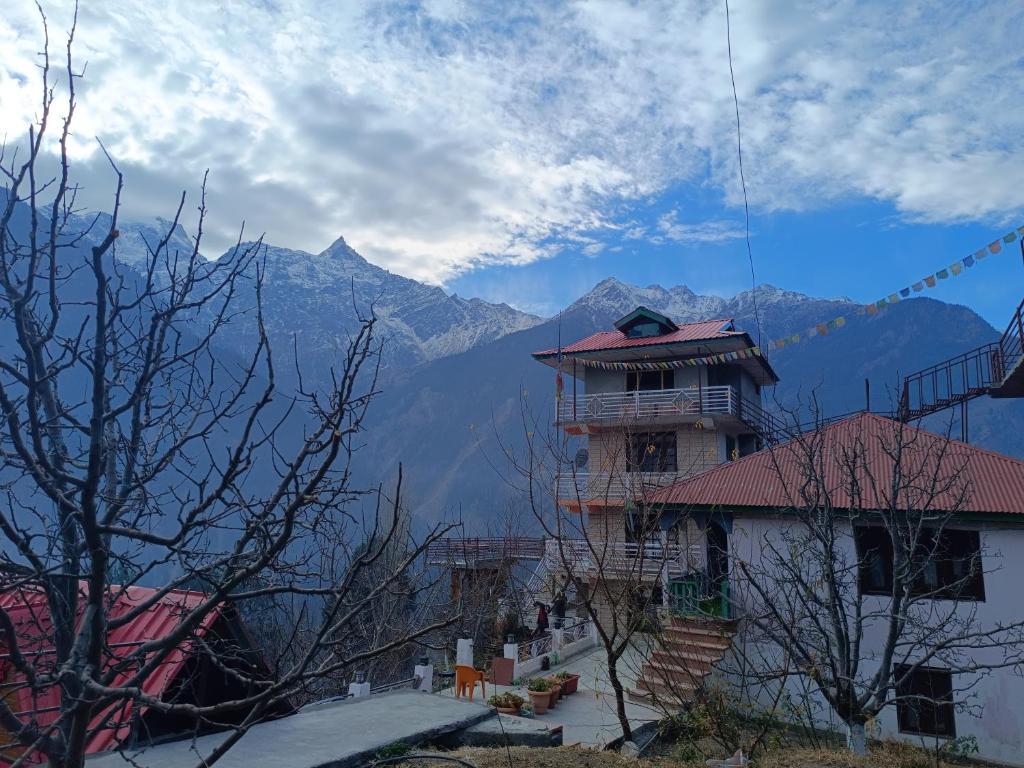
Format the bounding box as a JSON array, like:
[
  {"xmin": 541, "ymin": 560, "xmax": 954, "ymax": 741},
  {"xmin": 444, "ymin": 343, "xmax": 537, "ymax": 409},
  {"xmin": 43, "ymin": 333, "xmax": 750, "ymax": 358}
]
[{"xmin": 531, "ymin": 306, "xmax": 779, "ymax": 605}]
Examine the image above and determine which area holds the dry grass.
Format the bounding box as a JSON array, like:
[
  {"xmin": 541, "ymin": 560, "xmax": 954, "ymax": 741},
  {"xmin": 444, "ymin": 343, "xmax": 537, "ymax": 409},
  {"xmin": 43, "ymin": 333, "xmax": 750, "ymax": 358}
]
[{"xmin": 400, "ymin": 740, "xmax": 947, "ymax": 768}]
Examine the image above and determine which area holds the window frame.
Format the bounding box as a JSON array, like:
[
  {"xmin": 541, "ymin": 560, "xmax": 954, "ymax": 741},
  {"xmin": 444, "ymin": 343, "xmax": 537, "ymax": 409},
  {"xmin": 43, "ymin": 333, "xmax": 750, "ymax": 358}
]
[
  {"xmin": 626, "ymin": 370, "xmax": 675, "ymax": 392},
  {"xmin": 626, "ymin": 431, "xmax": 678, "ymax": 474},
  {"xmin": 853, "ymin": 524, "xmax": 985, "ymax": 602},
  {"xmin": 895, "ymin": 664, "xmax": 956, "ymax": 739}
]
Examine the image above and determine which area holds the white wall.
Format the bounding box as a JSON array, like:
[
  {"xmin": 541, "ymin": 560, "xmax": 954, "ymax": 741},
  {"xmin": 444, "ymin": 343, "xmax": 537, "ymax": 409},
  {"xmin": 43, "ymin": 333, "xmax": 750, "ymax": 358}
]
[{"xmin": 726, "ymin": 514, "xmax": 1024, "ymax": 765}]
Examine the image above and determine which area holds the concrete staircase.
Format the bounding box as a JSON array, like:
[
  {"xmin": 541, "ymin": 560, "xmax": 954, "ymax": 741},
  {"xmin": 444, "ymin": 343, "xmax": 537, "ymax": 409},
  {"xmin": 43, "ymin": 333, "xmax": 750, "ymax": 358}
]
[{"xmin": 629, "ymin": 615, "xmax": 736, "ymax": 708}]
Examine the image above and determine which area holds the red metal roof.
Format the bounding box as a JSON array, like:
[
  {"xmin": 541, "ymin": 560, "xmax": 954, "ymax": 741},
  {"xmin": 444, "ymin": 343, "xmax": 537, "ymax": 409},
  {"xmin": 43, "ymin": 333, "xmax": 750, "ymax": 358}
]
[
  {"xmin": 533, "ymin": 318, "xmax": 741, "ymax": 357},
  {"xmin": 652, "ymin": 412, "xmax": 1024, "ymax": 516},
  {"xmin": 0, "ymin": 584, "xmax": 223, "ymax": 758}
]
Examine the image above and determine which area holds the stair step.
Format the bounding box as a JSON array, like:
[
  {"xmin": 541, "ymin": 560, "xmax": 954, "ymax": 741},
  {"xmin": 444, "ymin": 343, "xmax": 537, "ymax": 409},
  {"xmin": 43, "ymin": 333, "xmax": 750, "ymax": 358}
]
[
  {"xmin": 643, "ymin": 661, "xmax": 713, "ymax": 685},
  {"xmin": 628, "ymin": 686, "xmax": 691, "ymax": 707},
  {"xmin": 660, "ymin": 629, "xmax": 734, "ymax": 649},
  {"xmin": 632, "ymin": 677, "xmax": 700, "ymax": 705},
  {"xmin": 655, "ymin": 651, "xmax": 720, "ymax": 671}
]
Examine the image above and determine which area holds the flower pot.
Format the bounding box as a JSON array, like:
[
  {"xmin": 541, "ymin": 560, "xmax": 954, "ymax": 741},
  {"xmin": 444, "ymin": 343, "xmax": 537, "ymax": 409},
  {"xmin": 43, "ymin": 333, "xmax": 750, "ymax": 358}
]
[
  {"xmin": 495, "ymin": 706, "xmax": 519, "ymax": 715},
  {"xmin": 528, "ymin": 690, "xmax": 549, "ymax": 715},
  {"xmin": 547, "ymin": 683, "xmax": 561, "ymax": 709},
  {"xmin": 562, "ymin": 674, "xmax": 579, "ymax": 695}
]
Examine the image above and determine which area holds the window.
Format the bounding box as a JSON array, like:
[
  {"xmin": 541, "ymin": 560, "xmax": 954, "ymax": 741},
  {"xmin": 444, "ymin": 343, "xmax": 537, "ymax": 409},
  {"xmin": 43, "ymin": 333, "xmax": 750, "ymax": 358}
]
[
  {"xmin": 895, "ymin": 665, "xmax": 955, "ymax": 738},
  {"xmin": 626, "ymin": 370, "xmax": 675, "ymax": 391},
  {"xmin": 627, "ymin": 432, "xmax": 677, "ymax": 473},
  {"xmin": 625, "ymin": 510, "xmax": 660, "ymax": 543},
  {"xmin": 854, "ymin": 526, "xmax": 984, "ymax": 601}
]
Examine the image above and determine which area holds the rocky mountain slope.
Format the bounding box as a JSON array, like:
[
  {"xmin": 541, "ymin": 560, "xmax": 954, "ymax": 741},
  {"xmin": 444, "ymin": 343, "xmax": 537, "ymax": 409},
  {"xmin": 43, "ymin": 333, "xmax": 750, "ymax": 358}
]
[
  {"xmin": 358, "ymin": 278, "xmax": 1024, "ymax": 525},
  {"xmin": 68, "ymin": 219, "xmax": 542, "ymax": 375}
]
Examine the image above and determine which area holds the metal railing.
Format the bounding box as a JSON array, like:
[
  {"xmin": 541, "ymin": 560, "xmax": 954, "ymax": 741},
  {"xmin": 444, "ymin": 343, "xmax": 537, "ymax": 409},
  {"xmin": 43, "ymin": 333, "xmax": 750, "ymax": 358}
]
[
  {"xmin": 899, "ymin": 342, "xmax": 1000, "ymax": 420},
  {"xmin": 554, "ymin": 471, "xmax": 681, "ymax": 502},
  {"xmin": 518, "ymin": 632, "xmax": 552, "ymax": 662},
  {"xmin": 997, "ymin": 295, "xmax": 1024, "ymax": 385},
  {"xmin": 557, "ymin": 384, "xmax": 779, "ymax": 439},
  {"xmin": 561, "ymin": 619, "xmax": 591, "ymax": 644},
  {"xmin": 425, "ymin": 537, "xmax": 546, "ymax": 565}
]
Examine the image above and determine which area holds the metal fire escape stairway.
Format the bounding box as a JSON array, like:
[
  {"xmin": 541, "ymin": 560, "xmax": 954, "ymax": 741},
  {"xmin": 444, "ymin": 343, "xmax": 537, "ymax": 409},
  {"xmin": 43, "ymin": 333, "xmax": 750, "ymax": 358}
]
[{"xmin": 898, "ymin": 295, "xmax": 1024, "ymax": 426}]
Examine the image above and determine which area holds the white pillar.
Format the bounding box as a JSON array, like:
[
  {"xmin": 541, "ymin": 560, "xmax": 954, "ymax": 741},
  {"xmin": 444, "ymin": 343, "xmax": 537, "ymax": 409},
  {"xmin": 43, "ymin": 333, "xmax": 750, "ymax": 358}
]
[
  {"xmin": 413, "ymin": 662, "xmax": 433, "ymax": 692},
  {"xmin": 550, "ymin": 628, "xmax": 563, "ymax": 651},
  {"xmin": 348, "ymin": 680, "xmax": 370, "ymax": 698},
  {"xmin": 504, "ymin": 641, "xmax": 521, "ymax": 681},
  {"xmin": 456, "ymin": 638, "xmax": 474, "ymax": 667}
]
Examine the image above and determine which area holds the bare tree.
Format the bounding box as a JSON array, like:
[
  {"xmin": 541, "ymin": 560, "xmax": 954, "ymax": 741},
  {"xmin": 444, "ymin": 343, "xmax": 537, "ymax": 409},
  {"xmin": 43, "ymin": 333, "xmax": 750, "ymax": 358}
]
[
  {"xmin": 730, "ymin": 409, "xmax": 1024, "ymax": 755},
  {"xmin": 0, "ymin": 11, "xmax": 457, "ymax": 768}
]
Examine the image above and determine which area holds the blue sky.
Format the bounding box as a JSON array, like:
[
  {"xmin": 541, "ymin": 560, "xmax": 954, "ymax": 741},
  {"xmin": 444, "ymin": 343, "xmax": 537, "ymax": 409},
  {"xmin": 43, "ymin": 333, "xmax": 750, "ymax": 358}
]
[
  {"xmin": 3, "ymin": 1, "xmax": 1023, "ymax": 328},
  {"xmin": 450, "ymin": 197, "xmax": 1024, "ymax": 327}
]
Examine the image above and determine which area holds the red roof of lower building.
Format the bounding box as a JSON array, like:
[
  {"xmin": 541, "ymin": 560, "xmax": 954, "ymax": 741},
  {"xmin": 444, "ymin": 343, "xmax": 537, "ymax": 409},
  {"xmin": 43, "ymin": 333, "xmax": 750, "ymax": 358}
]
[
  {"xmin": 0, "ymin": 584, "xmax": 223, "ymax": 757},
  {"xmin": 651, "ymin": 412, "xmax": 1024, "ymax": 516},
  {"xmin": 532, "ymin": 318, "xmax": 741, "ymax": 357}
]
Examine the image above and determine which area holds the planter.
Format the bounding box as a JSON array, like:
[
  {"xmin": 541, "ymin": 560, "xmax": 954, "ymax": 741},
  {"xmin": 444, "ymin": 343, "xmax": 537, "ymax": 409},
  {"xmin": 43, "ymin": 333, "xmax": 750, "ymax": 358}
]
[
  {"xmin": 557, "ymin": 674, "xmax": 579, "ymax": 695},
  {"xmin": 528, "ymin": 690, "xmax": 549, "ymax": 715},
  {"xmin": 547, "ymin": 683, "xmax": 561, "ymax": 709},
  {"xmin": 547, "ymin": 676, "xmax": 566, "ymax": 699},
  {"xmin": 495, "ymin": 706, "xmax": 519, "ymax": 715}
]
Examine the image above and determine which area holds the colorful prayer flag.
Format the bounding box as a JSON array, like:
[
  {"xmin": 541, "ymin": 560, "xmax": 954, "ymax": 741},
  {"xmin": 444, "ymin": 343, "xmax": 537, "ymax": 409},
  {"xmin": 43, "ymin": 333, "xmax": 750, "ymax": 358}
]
[
  {"xmin": 900, "ymin": 288, "xmax": 911, "ymax": 298},
  {"xmin": 989, "ymin": 240, "xmax": 1002, "ymax": 254},
  {"xmin": 975, "ymin": 249, "xmax": 987, "ymax": 260},
  {"xmin": 790, "ymin": 334, "xmax": 800, "ymax": 343},
  {"xmin": 866, "ymin": 304, "xmax": 878, "ymax": 315},
  {"xmin": 888, "ymin": 293, "xmax": 900, "ymax": 303},
  {"xmin": 963, "ymin": 255, "xmax": 974, "ymax": 267},
  {"xmin": 950, "ymin": 262, "xmax": 962, "ymax": 276},
  {"xmin": 925, "ymin": 275, "xmax": 937, "ymax": 287},
  {"xmin": 816, "ymin": 323, "xmax": 828, "ymax": 336},
  {"xmin": 1003, "ymin": 231, "xmax": 1017, "ymax": 244},
  {"xmin": 937, "ymin": 269, "xmax": 949, "ymax": 280},
  {"xmin": 835, "ymin": 317, "xmax": 846, "ymax": 328},
  {"xmin": 912, "ymin": 282, "xmax": 924, "ymax": 292}
]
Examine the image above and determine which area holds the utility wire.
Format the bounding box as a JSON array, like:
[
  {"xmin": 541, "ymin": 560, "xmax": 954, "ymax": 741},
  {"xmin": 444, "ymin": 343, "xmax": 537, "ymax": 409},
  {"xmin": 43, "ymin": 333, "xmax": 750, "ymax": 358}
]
[{"xmin": 725, "ymin": 0, "xmax": 764, "ymax": 351}]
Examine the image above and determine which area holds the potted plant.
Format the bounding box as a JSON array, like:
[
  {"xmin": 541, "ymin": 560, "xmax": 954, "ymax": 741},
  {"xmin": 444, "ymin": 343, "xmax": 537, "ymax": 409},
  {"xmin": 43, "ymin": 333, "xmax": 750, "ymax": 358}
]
[
  {"xmin": 526, "ymin": 678, "xmax": 553, "ymax": 715},
  {"xmin": 487, "ymin": 692, "xmax": 525, "ymax": 715},
  {"xmin": 546, "ymin": 679, "xmax": 561, "ymax": 709},
  {"xmin": 553, "ymin": 670, "xmax": 579, "ymax": 695}
]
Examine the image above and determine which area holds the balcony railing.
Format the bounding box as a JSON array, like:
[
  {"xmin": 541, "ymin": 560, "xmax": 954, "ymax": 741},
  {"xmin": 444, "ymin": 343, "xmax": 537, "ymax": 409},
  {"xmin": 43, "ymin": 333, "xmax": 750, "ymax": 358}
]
[
  {"xmin": 557, "ymin": 384, "xmax": 779, "ymax": 439},
  {"xmin": 554, "ymin": 471, "xmax": 679, "ymax": 503}
]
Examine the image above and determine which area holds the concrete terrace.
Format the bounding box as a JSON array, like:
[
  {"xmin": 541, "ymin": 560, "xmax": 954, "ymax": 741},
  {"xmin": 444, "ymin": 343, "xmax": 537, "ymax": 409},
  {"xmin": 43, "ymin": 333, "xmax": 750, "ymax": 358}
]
[
  {"xmin": 86, "ymin": 691, "xmax": 494, "ymax": 768},
  {"xmin": 441, "ymin": 642, "xmax": 663, "ymax": 748}
]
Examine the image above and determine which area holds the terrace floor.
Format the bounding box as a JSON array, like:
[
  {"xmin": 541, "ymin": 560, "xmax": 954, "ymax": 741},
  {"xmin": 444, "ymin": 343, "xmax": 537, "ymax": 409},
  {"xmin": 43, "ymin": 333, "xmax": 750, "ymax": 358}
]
[{"xmin": 440, "ymin": 642, "xmax": 663, "ymax": 748}]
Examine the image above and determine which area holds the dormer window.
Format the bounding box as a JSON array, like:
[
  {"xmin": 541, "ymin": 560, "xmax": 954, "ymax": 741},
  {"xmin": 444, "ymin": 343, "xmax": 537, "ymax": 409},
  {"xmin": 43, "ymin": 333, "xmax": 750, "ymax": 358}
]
[{"xmin": 614, "ymin": 306, "xmax": 678, "ymax": 339}]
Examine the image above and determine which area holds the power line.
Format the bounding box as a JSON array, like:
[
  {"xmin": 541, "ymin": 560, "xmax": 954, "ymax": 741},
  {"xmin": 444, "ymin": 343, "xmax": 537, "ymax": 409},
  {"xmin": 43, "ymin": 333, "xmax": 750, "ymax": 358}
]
[{"xmin": 724, "ymin": 0, "xmax": 764, "ymax": 351}]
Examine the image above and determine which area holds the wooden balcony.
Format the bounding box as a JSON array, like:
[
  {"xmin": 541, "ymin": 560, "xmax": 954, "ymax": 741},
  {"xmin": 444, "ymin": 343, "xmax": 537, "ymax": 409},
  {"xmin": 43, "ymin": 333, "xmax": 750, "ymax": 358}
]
[{"xmin": 557, "ymin": 384, "xmax": 778, "ymax": 439}]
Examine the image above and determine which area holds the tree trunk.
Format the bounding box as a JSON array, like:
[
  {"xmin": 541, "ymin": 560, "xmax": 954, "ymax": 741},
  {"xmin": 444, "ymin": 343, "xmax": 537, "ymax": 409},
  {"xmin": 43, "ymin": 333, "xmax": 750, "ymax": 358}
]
[
  {"xmin": 606, "ymin": 650, "xmax": 632, "ymax": 742},
  {"xmin": 846, "ymin": 721, "xmax": 867, "ymax": 755}
]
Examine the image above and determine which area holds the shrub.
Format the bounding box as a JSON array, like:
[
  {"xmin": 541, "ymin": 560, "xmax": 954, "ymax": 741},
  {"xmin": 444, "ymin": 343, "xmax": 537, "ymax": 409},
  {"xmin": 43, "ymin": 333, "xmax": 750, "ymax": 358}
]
[
  {"xmin": 488, "ymin": 692, "xmax": 525, "ymax": 709},
  {"xmin": 527, "ymin": 677, "xmax": 553, "ymax": 692}
]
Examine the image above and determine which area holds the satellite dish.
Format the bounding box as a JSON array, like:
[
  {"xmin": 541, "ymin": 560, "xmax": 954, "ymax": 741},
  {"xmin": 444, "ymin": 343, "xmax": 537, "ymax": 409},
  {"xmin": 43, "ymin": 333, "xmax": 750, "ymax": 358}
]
[{"xmin": 575, "ymin": 449, "xmax": 589, "ymax": 469}]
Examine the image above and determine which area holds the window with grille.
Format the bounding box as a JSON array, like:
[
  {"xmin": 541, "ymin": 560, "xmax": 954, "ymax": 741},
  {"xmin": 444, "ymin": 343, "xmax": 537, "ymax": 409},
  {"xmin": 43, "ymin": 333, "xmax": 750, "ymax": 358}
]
[{"xmin": 895, "ymin": 665, "xmax": 955, "ymax": 738}]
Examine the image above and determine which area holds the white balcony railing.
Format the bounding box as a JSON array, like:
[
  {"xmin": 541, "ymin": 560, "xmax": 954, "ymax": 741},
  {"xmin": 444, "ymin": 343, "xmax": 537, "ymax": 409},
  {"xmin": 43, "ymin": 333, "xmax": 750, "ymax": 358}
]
[
  {"xmin": 557, "ymin": 384, "xmax": 778, "ymax": 438},
  {"xmin": 554, "ymin": 471, "xmax": 679, "ymax": 502}
]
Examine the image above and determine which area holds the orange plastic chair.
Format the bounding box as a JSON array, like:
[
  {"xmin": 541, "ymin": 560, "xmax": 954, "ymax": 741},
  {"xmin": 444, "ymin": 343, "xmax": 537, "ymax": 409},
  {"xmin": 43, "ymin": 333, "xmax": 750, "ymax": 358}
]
[{"xmin": 454, "ymin": 664, "xmax": 486, "ymax": 700}]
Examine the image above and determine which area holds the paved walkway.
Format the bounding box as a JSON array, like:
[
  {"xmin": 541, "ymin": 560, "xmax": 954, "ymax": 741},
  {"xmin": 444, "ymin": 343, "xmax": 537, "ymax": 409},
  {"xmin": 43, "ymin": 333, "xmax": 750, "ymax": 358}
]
[
  {"xmin": 87, "ymin": 691, "xmax": 493, "ymax": 768},
  {"xmin": 442, "ymin": 642, "xmax": 662, "ymax": 748}
]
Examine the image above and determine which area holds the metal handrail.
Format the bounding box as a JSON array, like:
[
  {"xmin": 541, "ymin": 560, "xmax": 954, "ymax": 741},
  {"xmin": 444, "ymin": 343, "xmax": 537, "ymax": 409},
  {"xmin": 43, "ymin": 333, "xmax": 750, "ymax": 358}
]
[
  {"xmin": 554, "ymin": 471, "xmax": 682, "ymax": 501},
  {"xmin": 998, "ymin": 296, "xmax": 1024, "ymax": 382},
  {"xmin": 557, "ymin": 384, "xmax": 779, "ymax": 440}
]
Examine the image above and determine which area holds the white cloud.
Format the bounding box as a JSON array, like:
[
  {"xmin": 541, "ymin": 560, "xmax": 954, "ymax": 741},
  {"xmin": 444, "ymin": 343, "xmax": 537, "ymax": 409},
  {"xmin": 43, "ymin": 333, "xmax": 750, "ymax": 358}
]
[
  {"xmin": 656, "ymin": 211, "xmax": 745, "ymax": 244},
  {"xmin": 1, "ymin": 0, "xmax": 1022, "ymax": 284}
]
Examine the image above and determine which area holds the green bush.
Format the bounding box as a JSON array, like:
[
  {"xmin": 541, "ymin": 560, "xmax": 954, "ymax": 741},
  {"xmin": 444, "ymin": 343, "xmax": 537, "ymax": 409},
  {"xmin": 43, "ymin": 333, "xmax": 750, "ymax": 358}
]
[{"xmin": 527, "ymin": 677, "xmax": 553, "ymax": 692}]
